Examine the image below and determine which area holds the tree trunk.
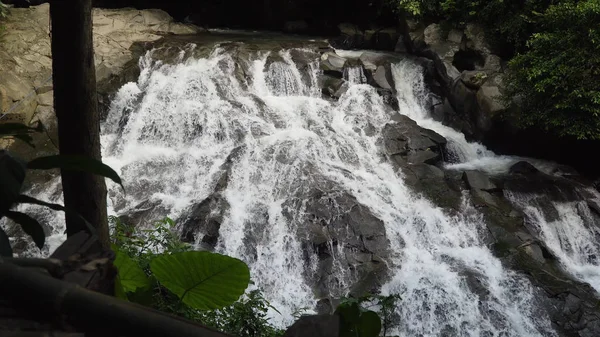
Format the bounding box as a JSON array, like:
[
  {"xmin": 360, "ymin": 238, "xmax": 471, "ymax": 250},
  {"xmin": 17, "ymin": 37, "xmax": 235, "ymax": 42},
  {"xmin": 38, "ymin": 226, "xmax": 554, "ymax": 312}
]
[{"xmin": 49, "ymin": 0, "xmax": 109, "ymax": 247}]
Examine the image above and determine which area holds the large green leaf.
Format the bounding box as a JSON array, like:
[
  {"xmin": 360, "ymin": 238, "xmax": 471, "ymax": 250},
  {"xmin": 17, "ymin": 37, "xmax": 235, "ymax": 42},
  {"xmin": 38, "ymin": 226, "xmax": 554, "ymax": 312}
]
[
  {"xmin": 3, "ymin": 211, "xmax": 45, "ymax": 249},
  {"xmin": 27, "ymin": 155, "xmax": 123, "ymax": 188},
  {"xmin": 336, "ymin": 301, "xmax": 382, "ymax": 337},
  {"xmin": 0, "ymin": 151, "xmax": 26, "ymax": 216},
  {"xmin": 0, "ymin": 228, "xmax": 13, "ymax": 257},
  {"xmin": 150, "ymin": 251, "xmax": 250, "ymax": 310},
  {"xmin": 114, "ymin": 249, "xmax": 150, "ymax": 293},
  {"xmin": 114, "ymin": 276, "xmax": 129, "ymax": 300},
  {"xmin": 358, "ymin": 311, "xmax": 382, "ymax": 337}
]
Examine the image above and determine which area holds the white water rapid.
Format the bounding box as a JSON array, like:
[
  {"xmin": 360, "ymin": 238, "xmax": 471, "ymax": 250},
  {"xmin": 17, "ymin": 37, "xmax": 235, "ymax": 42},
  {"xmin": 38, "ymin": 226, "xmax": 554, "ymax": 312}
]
[
  {"xmin": 13, "ymin": 39, "xmax": 600, "ymax": 336},
  {"xmin": 505, "ymin": 189, "xmax": 600, "ymax": 292},
  {"xmin": 97, "ymin": 45, "xmax": 557, "ymax": 335}
]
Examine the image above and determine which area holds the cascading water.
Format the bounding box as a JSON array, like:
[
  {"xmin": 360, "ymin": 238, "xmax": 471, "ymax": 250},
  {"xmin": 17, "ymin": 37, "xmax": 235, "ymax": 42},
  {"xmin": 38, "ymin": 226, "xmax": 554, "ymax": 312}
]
[
  {"xmin": 97, "ymin": 44, "xmax": 557, "ymax": 335},
  {"xmin": 11, "ymin": 38, "xmax": 593, "ymax": 335},
  {"xmin": 505, "ymin": 189, "xmax": 600, "ymax": 292}
]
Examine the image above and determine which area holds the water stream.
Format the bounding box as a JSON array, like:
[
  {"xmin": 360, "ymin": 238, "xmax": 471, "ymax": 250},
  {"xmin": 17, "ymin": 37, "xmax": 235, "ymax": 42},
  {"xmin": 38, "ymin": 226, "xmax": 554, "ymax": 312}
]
[{"xmin": 7, "ymin": 40, "xmax": 600, "ymax": 335}]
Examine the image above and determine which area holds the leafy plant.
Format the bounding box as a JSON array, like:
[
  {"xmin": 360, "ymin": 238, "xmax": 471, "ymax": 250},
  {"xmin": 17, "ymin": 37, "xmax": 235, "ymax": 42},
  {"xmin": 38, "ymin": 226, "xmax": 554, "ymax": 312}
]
[
  {"xmin": 198, "ymin": 289, "xmax": 284, "ymax": 337},
  {"xmin": 336, "ymin": 299, "xmax": 382, "ymax": 337},
  {"xmin": 0, "ymin": 123, "xmax": 122, "ymax": 256},
  {"xmin": 503, "ymin": 0, "xmax": 600, "ymax": 140},
  {"xmin": 0, "ymin": 1, "xmax": 8, "ymax": 20},
  {"xmin": 338, "ymin": 293, "xmax": 402, "ymax": 337},
  {"xmin": 150, "ymin": 251, "xmax": 250, "ymax": 310}
]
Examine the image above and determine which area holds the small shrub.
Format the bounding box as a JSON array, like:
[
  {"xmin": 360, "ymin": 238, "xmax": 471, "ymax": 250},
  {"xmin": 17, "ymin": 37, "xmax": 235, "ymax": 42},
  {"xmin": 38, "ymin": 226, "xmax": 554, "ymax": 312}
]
[{"xmin": 111, "ymin": 216, "xmax": 283, "ymax": 337}]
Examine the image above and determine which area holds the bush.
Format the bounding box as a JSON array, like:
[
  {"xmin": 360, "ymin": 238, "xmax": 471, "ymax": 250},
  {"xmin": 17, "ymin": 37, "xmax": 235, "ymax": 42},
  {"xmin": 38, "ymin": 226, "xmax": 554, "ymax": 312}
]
[
  {"xmin": 392, "ymin": 0, "xmax": 555, "ymax": 55},
  {"xmin": 503, "ymin": 0, "xmax": 600, "ymax": 140},
  {"xmin": 0, "ymin": 1, "xmax": 7, "ymax": 19},
  {"xmin": 111, "ymin": 216, "xmax": 284, "ymax": 337}
]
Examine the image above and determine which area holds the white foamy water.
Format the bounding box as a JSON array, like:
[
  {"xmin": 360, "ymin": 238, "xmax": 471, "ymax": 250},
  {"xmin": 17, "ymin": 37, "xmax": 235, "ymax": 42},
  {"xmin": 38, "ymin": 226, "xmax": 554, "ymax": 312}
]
[
  {"xmin": 506, "ymin": 189, "xmax": 600, "ymax": 292},
  {"xmin": 390, "ymin": 62, "xmax": 558, "ymax": 176},
  {"xmin": 96, "ymin": 45, "xmax": 557, "ymax": 334},
  {"xmin": 3, "ymin": 43, "xmax": 568, "ymax": 335}
]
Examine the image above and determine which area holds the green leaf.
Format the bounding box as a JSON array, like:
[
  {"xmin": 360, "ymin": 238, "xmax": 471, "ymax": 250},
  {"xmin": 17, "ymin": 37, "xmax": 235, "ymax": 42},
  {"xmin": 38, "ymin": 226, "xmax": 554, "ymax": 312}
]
[
  {"xmin": 0, "ymin": 227, "xmax": 13, "ymax": 257},
  {"xmin": 4, "ymin": 211, "xmax": 45, "ymax": 249},
  {"xmin": 0, "ymin": 151, "xmax": 26, "ymax": 215},
  {"xmin": 150, "ymin": 251, "xmax": 250, "ymax": 310},
  {"xmin": 114, "ymin": 275, "xmax": 129, "ymax": 300},
  {"xmin": 27, "ymin": 155, "xmax": 123, "ymax": 188},
  {"xmin": 358, "ymin": 310, "xmax": 382, "ymax": 337},
  {"xmin": 114, "ymin": 249, "xmax": 150, "ymax": 293}
]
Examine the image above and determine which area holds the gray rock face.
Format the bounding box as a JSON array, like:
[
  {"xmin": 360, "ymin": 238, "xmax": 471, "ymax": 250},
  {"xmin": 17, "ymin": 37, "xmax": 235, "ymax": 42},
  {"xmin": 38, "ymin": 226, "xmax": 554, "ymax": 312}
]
[
  {"xmin": 283, "ymin": 187, "xmax": 391, "ymax": 298},
  {"xmin": 0, "ymin": 4, "xmax": 201, "ymax": 147},
  {"xmin": 283, "ymin": 315, "xmax": 339, "ymax": 337},
  {"xmin": 383, "ymin": 113, "xmax": 447, "ymax": 167},
  {"xmin": 463, "ymin": 170, "xmax": 496, "ymax": 191},
  {"xmin": 320, "ymin": 52, "xmax": 347, "ymax": 74},
  {"xmin": 373, "ymin": 65, "xmax": 395, "ymax": 90},
  {"xmin": 460, "ymin": 70, "xmax": 488, "ymax": 90}
]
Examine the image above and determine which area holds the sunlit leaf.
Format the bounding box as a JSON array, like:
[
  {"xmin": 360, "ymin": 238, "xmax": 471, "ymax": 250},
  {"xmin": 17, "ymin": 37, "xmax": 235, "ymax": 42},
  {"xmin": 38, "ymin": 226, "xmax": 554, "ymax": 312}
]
[
  {"xmin": 114, "ymin": 249, "xmax": 150, "ymax": 293},
  {"xmin": 150, "ymin": 251, "xmax": 250, "ymax": 310}
]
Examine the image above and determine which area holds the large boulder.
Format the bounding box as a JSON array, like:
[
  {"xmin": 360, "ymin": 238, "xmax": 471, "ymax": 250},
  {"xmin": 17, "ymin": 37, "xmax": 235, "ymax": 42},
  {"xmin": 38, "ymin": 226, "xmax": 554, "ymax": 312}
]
[
  {"xmin": 382, "ymin": 113, "xmax": 447, "ymax": 167},
  {"xmin": 320, "ymin": 52, "xmax": 347, "ymax": 78},
  {"xmin": 283, "ymin": 187, "xmax": 391, "ymax": 298}
]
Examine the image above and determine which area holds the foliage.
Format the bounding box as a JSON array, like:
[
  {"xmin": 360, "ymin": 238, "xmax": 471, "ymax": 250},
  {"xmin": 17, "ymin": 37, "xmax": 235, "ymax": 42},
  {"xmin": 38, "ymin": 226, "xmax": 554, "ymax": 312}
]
[
  {"xmin": 197, "ymin": 290, "xmax": 284, "ymax": 337},
  {"xmin": 392, "ymin": 0, "xmax": 559, "ymax": 55},
  {"xmin": 336, "ymin": 300, "xmax": 381, "ymax": 337},
  {"xmin": 111, "ymin": 217, "xmax": 282, "ymax": 337},
  {"xmin": 337, "ymin": 294, "xmax": 402, "ymax": 337},
  {"xmin": 0, "ymin": 1, "xmax": 7, "ymax": 19},
  {"xmin": 150, "ymin": 251, "xmax": 250, "ymax": 310},
  {"xmin": 0, "ymin": 123, "xmax": 123, "ymax": 256},
  {"xmin": 503, "ymin": 0, "xmax": 600, "ymax": 140}
]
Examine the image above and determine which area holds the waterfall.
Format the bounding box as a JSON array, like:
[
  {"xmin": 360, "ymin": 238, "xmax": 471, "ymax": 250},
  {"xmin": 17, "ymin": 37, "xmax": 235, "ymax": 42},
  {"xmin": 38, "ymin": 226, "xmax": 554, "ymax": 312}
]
[
  {"xmin": 505, "ymin": 189, "xmax": 600, "ymax": 291},
  {"xmin": 10, "ymin": 41, "xmax": 591, "ymax": 335},
  {"xmin": 343, "ymin": 66, "xmax": 367, "ymax": 84},
  {"xmin": 96, "ymin": 45, "xmax": 556, "ymax": 334}
]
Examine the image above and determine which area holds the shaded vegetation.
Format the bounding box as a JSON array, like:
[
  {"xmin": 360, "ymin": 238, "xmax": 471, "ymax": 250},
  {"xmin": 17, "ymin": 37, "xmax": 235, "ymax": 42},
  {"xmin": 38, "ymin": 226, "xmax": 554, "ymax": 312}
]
[
  {"xmin": 503, "ymin": 0, "xmax": 600, "ymax": 140},
  {"xmin": 393, "ymin": 0, "xmax": 600, "ymax": 140}
]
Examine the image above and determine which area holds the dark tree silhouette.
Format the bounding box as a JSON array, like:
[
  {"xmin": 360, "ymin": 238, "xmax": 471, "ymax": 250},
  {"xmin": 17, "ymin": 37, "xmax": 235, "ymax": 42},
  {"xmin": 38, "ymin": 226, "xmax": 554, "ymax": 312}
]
[{"xmin": 49, "ymin": 0, "xmax": 109, "ymax": 246}]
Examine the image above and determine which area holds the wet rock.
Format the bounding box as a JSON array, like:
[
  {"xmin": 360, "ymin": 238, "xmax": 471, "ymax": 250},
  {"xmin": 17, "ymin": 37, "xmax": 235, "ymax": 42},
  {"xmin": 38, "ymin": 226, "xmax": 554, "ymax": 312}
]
[
  {"xmin": 460, "ymin": 70, "xmax": 488, "ymax": 90},
  {"xmin": 320, "ymin": 52, "xmax": 347, "ymax": 77},
  {"xmin": 373, "ymin": 65, "xmax": 395, "ymax": 90},
  {"xmin": 587, "ymin": 199, "xmax": 600, "ymax": 216},
  {"xmin": 331, "ymin": 23, "xmax": 366, "ymax": 50},
  {"xmin": 118, "ymin": 199, "xmax": 169, "ymax": 228},
  {"xmin": 284, "ymin": 187, "xmax": 391, "ymax": 298},
  {"xmin": 483, "ymin": 54, "xmax": 503, "ymax": 73},
  {"xmin": 283, "ymin": 314, "xmax": 339, "ymax": 337},
  {"xmin": 447, "ymin": 29, "xmax": 464, "ymax": 44},
  {"xmin": 475, "ymin": 83, "xmax": 506, "ymax": 131},
  {"xmin": 358, "ymin": 51, "xmax": 404, "ymax": 71},
  {"xmin": 383, "ymin": 115, "xmax": 447, "ymax": 168},
  {"xmin": 320, "ymin": 75, "xmax": 345, "ymax": 98},
  {"xmin": 179, "ymin": 193, "xmax": 228, "ymax": 248},
  {"xmin": 509, "ymin": 161, "xmax": 539, "ymax": 175},
  {"xmin": 178, "ymin": 147, "xmax": 243, "ymax": 247},
  {"xmin": 463, "ymin": 170, "xmax": 496, "ymax": 191}
]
